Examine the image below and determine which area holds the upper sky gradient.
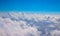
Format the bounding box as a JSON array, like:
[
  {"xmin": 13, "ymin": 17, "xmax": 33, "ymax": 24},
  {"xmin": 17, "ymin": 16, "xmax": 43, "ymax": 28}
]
[{"xmin": 0, "ymin": 0, "xmax": 60, "ymax": 14}]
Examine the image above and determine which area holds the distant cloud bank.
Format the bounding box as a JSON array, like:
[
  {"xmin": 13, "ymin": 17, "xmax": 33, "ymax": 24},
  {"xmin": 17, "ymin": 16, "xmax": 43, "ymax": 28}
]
[{"xmin": 0, "ymin": 12, "xmax": 60, "ymax": 36}]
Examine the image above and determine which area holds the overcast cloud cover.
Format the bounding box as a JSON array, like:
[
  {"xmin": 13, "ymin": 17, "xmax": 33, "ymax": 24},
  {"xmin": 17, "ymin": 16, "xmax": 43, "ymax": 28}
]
[{"xmin": 0, "ymin": 12, "xmax": 60, "ymax": 36}]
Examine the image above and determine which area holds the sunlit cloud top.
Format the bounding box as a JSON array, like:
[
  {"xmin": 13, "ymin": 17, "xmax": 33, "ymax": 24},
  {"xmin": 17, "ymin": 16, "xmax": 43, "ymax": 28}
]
[{"xmin": 0, "ymin": 12, "xmax": 60, "ymax": 36}]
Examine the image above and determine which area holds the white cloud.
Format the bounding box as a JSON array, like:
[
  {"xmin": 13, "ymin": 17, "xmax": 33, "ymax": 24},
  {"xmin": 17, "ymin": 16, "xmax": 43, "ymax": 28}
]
[
  {"xmin": 50, "ymin": 29, "xmax": 60, "ymax": 36},
  {"xmin": 0, "ymin": 12, "xmax": 60, "ymax": 36},
  {"xmin": 0, "ymin": 14, "xmax": 40, "ymax": 36}
]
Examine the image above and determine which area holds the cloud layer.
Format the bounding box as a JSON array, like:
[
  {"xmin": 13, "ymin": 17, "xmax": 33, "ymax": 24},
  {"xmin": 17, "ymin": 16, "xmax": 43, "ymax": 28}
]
[{"xmin": 0, "ymin": 12, "xmax": 60, "ymax": 36}]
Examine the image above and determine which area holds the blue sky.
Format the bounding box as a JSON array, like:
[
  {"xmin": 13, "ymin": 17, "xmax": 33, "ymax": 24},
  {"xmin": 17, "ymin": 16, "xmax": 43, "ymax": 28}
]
[{"xmin": 0, "ymin": 0, "xmax": 60, "ymax": 14}]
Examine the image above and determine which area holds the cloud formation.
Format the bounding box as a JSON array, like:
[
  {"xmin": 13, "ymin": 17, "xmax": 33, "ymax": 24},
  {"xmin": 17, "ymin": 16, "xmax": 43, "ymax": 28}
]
[{"xmin": 0, "ymin": 12, "xmax": 60, "ymax": 36}]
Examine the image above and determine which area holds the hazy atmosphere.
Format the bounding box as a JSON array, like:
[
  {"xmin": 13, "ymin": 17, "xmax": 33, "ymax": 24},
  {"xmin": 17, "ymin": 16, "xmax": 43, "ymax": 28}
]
[{"xmin": 0, "ymin": 0, "xmax": 60, "ymax": 36}]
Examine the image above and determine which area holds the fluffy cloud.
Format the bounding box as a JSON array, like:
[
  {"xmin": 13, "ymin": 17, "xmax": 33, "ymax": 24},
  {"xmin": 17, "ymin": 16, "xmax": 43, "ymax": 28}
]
[
  {"xmin": 0, "ymin": 15, "xmax": 40, "ymax": 36},
  {"xmin": 0, "ymin": 12, "xmax": 60, "ymax": 36},
  {"xmin": 50, "ymin": 29, "xmax": 60, "ymax": 36}
]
